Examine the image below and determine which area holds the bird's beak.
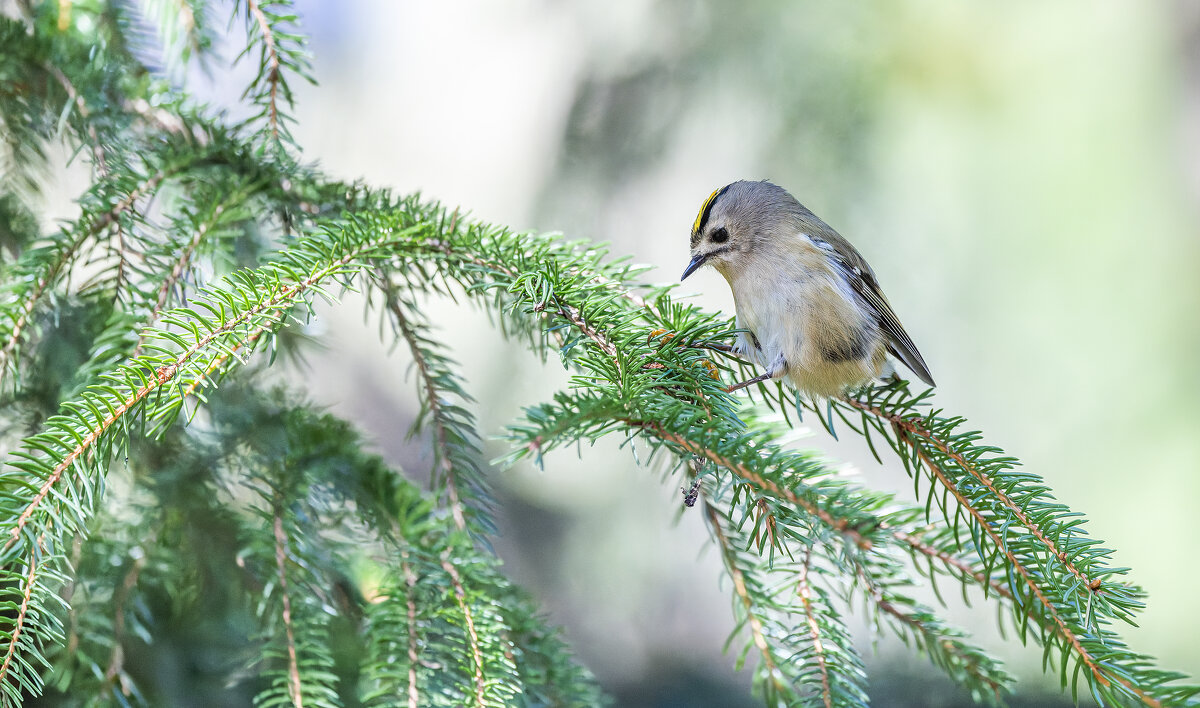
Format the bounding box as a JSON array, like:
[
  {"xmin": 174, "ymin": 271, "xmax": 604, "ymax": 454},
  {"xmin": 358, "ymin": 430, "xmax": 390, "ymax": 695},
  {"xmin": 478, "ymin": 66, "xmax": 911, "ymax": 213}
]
[{"xmin": 681, "ymin": 253, "xmax": 708, "ymax": 281}]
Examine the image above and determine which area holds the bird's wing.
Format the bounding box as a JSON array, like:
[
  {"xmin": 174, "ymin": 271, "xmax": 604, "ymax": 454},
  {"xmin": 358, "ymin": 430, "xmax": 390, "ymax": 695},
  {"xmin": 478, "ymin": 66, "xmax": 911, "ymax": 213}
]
[
  {"xmin": 849, "ymin": 269, "xmax": 936, "ymax": 387},
  {"xmin": 809, "ymin": 227, "xmax": 936, "ymax": 387}
]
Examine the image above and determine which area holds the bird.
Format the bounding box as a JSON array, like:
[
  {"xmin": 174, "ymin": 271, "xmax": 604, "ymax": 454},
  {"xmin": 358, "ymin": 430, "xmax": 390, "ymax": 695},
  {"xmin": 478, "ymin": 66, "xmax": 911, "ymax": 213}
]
[{"xmin": 681, "ymin": 179, "xmax": 935, "ymax": 398}]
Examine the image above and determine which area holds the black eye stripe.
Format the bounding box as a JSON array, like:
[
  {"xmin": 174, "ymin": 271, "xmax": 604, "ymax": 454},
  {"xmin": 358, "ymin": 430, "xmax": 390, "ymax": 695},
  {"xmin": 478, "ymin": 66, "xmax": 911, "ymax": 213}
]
[{"xmin": 710, "ymin": 227, "xmax": 729, "ymax": 243}]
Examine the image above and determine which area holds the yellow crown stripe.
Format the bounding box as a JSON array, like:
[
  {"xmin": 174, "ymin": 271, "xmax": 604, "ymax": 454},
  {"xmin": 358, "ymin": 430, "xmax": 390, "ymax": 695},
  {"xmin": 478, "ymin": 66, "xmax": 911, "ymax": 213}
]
[{"xmin": 692, "ymin": 187, "xmax": 723, "ymax": 235}]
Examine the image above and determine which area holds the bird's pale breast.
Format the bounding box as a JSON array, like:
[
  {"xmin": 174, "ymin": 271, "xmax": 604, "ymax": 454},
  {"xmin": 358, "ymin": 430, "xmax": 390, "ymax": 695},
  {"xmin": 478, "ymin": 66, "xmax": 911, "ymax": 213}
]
[{"xmin": 722, "ymin": 241, "xmax": 886, "ymax": 397}]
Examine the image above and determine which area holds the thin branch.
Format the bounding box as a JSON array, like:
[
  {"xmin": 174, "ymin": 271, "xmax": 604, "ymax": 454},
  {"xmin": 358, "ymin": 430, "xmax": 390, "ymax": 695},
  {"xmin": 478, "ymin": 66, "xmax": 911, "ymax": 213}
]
[
  {"xmin": 424, "ymin": 237, "xmax": 650, "ymax": 317},
  {"xmin": 796, "ymin": 549, "xmax": 832, "ymax": 708},
  {"xmin": 844, "ymin": 397, "xmax": 1101, "ymax": 594},
  {"xmin": 246, "ymin": 0, "xmax": 281, "ymax": 140},
  {"xmin": 3, "ymin": 229, "xmax": 398, "ymax": 555},
  {"xmin": 273, "ymin": 509, "xmax": 303, "ymax": 708},
  {"xmin": 705, "ymin": 504, "xmax": 789, "ymax": 698},
  {"xmin": 388, "ymin": 296, "xmax": 467, "ymax": 531},
  {"xmin": 552, "ymin": 300, "xmax": 618, "ymax": 359},
  {"xmin": 440, "ymin": 552, "xmax": 485, "ymax": 708},
  {"xmin": 123, "ymin": 98, "xmax": 191, "ymax": 138},
  {"xmin": 0, "ymin": 553, "xmax": 40, "ymax": 689},
  {"xmin": 172, "ymin": 0, "xmax": 199, "ymax": 55},
  {"xmin": 401, "ymin": 549, "xmax": 420, "ymax": 708},
  {"xmin": 42, "ymin": 59, "xmax": 141, "ymax": 300},
  {"xmin": 179, "ymin": 321, "xmax": 274, "ymax": 399},
  {"xmin": 849, "ymin": 553, "xmax": 1006, "ymax": 703},
  {"xmin": 890, "ymin": 527, "xmax": 1012, "ymax": 601},
  {"xmin": 907, "ymin": 443, "xmax": 1161, "ymax": 708},
  {"xmin": 627, "ymin": 419, "xmax": 871, "ymax": 549},
  {"xmin": 133, "ymin": 203, "xmax": 227, "ymax": 357},
  {"xmin": 62, "ymin": 535, "xmax": 84, "ymax": 657},
  {"xmin": 0, "ymin": 169, "xmax": 169, "ymax": 385},
  {"xmin": 103, "ymin": 544, "xmax": 149, "ymax": 692},
  {"xmin": 43, "ymin": 61, "xmax": 107, "ymax": 176}
]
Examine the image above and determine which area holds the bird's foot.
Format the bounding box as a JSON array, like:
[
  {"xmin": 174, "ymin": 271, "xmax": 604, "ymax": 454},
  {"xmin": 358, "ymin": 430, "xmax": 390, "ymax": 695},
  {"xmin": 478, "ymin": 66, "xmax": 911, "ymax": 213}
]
[{"xmin": 725, "ymin": 354, "xmax": 786, "ymax": 393}]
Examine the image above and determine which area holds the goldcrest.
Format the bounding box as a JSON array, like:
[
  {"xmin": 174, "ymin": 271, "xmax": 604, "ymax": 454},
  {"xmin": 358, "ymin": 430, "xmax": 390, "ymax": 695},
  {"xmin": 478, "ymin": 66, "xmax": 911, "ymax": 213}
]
[{"xmin": 682, "ymin": 180, "xmax": 935, "ymax": 397}]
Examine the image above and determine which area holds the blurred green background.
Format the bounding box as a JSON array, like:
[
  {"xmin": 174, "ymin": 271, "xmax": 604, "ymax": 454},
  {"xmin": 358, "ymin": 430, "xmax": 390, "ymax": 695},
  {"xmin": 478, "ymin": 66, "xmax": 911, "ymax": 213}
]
[{"xmin": 46, "ymin": 0, "xmax": 1200, "ymax": 705}]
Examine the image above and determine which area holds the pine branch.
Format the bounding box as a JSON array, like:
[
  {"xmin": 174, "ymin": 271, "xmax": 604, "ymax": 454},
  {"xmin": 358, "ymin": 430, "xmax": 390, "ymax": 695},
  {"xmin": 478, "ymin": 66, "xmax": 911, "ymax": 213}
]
[
  {"xmin": 705, "ymin": 500, "xmax": 870, "ymax": 708},
  {"xmin": 401, "ymin": 550, "xmax": 421, "ymax": 708},
  {"xmin": 41, "ymin": 60, "xmax": 107, "ymax": 176},
  {"xmin": 1, "ymin": 5, "xmax": 1196, "ymax": 704},
  {"xmin": 378, "ymin": 280, "xmax": 490, "ymax": 535},
  {"xmin": 0, "ymin": 551, "xmax": 66, "ymax": 706},
  {"xmin": 795, "ymin": 552, "xmax": 833, "ymax": 708},
  {"xmin": 272, "ymin": 507, "xmax": 305, "ymax": 708},
  {"xmin": 245, "ymin": 0, "xmax": 282, "ymax": 141},
  {"xmin": 237, "ymin": 0, "xmax": 311, "ymax": 145},
  {"xmin": 440, "ymin": 551, "xmax": 486, "ymax": 707},
  {"xmin": 706, "ymin": 504, "xmax": 789, "ymax": 699},
  {"xmin": 845, "ymin": 395, "xmax": 1104, "ymax": 598}
]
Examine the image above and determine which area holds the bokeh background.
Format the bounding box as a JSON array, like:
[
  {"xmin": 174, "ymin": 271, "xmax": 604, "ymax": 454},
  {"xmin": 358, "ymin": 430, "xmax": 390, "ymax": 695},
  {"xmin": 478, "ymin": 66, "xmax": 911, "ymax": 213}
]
[{"xmin": 59, "ymin": 0, "xmax": 1200, "ymax": 705}]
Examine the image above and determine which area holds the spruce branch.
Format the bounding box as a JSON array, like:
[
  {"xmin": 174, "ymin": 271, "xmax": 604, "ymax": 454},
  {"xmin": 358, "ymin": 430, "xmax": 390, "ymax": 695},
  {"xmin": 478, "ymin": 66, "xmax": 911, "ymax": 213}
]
[
  {"xmin": 842, "ymin": 548, "xmax": 1010, "ymax": 704},
  {"xmin": 41, "ymin": 60, "xmax": 107, "ymax": 177},
  {"xmin": 889, "ymin": 526, "xmax": 1013, "ymax": 602},
  {"xmin": 237, "ymin": 0, "xmax": 312, "ymax": 145},
  {"xmin": 795, "ymin": 551, "xmax": 833, "ymax": 708},
  {"xmin": 401, "ymin": 550, "xmax": 421, "ymax": 708},
  {"xmin": 245, "ymin": 0, "xmax": 283, "ymax": 141},
  {"xmin": 271, "ymin": 506, "xmax": 306, "ymax": 708},
  {"xmin": 378, "ymin": 279, "xmax": 490, "ymax": 535},
  {"xmin": 440, "ymin": 551, "xmax": 487, "ymax": 708},
  {"xmin": 0, "ymin": 550, "xmax": 66, "ymax": 705},
  {"xmin": 706, "ymin": 504, "xmax": 790, "ymax": 700},
  {"xmin": 0, "ymin": 135, "xmax": 238, "ymax": 389},
  {"xmin": 1, "ymin": 4, "xmax": 1196, "ymax": 704},
  {"xmin": 630, "ymin": 418, "xmax": 874, "ymax": 550},
  {"xmin": 844, "ymin": 395, "xmax": 1105, "ymax": 598},
  {"xmin": 705, "ymin": 500, "xmax": 871, "ymax": 708},
  {"xmin": 0, "ymin": 552, "xmax": 43, "ymax": 693}
]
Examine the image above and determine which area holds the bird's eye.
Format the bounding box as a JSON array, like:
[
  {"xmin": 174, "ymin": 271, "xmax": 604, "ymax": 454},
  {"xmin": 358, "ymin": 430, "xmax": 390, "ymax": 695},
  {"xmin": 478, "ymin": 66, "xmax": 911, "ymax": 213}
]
[{"xmin": 710, "ymin": 227, "xmax": 729, "ymax": 244}]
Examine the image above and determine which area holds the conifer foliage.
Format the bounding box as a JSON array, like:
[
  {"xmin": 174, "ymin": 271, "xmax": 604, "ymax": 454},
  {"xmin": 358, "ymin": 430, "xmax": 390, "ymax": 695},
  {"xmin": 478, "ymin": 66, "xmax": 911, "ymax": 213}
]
[{"xmin": 0, "ymin": 2, "xmax": 1195, "ymax": 706}]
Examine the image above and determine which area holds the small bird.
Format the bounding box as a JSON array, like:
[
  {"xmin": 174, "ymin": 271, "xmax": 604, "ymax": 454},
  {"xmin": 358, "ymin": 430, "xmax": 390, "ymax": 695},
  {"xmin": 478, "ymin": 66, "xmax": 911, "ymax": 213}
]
[{"xmin": 681, "ymin": 180, "xmax": 935, "ymax": 397}]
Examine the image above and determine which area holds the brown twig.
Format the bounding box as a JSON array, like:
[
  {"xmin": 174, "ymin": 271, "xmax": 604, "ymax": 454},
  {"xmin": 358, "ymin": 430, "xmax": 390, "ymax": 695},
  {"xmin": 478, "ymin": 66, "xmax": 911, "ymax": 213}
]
[
  {"xmin": 401, "ymin": 550, "xmax": 421, "ymax": 708},
  {"xmin": 705, "ymin": 505, "xmax": 789, "ymax": 698},
  {"xmin": 273, "ymin": 509, "xmax": 303, "ymax": 708},
  {"xmin": 246, "ymin": 0, "xmax": 282, "ymax": 140},
  {"xmin": 905, "ymin": 443, "xmax": 1161, "ymax": 708},
  {"xmin": 0, "ymin": 170, "xmax": 169, "ymax": 385},
  {"xmin": 796, "ymin": 549, "xmax": 832, "ymax": 708},
  {"xmin": 626, "ymin": 420, "xmax": 871, "ymax": 550},
  {"xmin": 843, "ymin": 397, "xmax": 1100, "ymax": 594},
  {"xmin": 0, "ymin": 553, "xmax": 40, "ymax": 689},
  {"xmin": 388, "ymin": 294, "xmax": 468, "ymax": 531},
  {"xmin": 440, "ymin": 552, "xmax": 485, "ymax": 707}
]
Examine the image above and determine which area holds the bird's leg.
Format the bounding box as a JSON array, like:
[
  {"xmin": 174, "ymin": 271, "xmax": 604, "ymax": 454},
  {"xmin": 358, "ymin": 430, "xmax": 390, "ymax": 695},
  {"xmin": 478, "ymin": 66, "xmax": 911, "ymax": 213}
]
[
  {"xmin": 725, "ymin": 353, "xmax": 786, "ymax": 393},
  {"xmin": 725, "ymin": 372, "xmax": 772, "ymax": 393},
  {"xmin": 698, "ymin": 342, "xmax": 738, "ymax": 354}
]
